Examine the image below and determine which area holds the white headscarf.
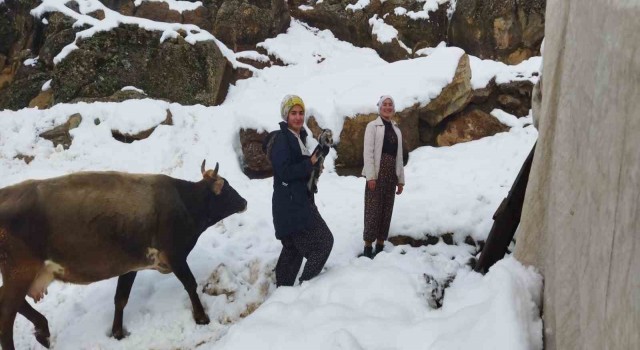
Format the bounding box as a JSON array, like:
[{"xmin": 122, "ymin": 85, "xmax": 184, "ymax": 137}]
[{"xmin": 377, "ymin": 95, "xmax": 395, "ymax": 115}]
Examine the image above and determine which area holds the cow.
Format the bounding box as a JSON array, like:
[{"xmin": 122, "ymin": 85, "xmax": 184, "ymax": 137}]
[{"xmin": 0, "ymin": 161, "xmax": 247, "ymax": 350}]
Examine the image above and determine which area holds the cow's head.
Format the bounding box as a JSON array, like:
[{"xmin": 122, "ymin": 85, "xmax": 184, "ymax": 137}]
[{"xmin": 201, "ymin": 160, "xmax": 247, "ymax": 226}]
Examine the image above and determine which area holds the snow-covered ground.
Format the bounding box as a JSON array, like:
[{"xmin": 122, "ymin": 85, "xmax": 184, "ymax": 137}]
[{"xmin": 1, "ymin": 17, "xmax": 541, "ymax": 350}]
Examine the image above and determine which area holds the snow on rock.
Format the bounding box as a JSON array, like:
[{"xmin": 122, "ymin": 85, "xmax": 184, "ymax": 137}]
[
  {"xmin": 346, "ymin": 0, "xmax": 371, "ymax": 12},
  {"xmin": 30, "ymin": 0, "xmax": 254, "ymax": 70},
  {"xmin": 134, "ymin": 0, "xmax": 203, "ymax": 14}
]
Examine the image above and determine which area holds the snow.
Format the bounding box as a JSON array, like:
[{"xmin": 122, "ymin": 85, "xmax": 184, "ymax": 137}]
[
  {"xmin": 299, "ymin": 5, "xmax": 314, "ymax": 11},
  {"xmin": 121, "ymin": 86, "xmax": 146, "ymax": 94},
  {"xmin": 214, "ymin": 257, "xmax": 542, "ymax": 350},
  {"xmin": 0, "ymin": 15, "xmax": 541, "ymax": 350},
  {"xmin": 414, "ymin": 40, "xmax": 447, "ymax": 56},
  {"xmin": 396, "ymin": 0, "xmax": 451, "ymax": 20},
  {"xmin": 369, "ymin": 14, "xmax": 400, "ymax": 44},
  {"xmin": 133, "ymin": 0, "xmax": 203, "ymax": 14},
  {"xmin": 23, "ymin": 57, "xmax": 39, "ymax": 66},
  {"xmin": 346, "ymin": 0, "xmax": 370, "ymax": 12},
  {"xmin": 235, "ymin": 50, "xmax": 270, "ymax": 63},
  {"xmin": 41, "ymin": 79, "xmax": 52, "ymax": 91},
  {"xmin": 469, "ymin": 55, "xmax": 542, "ymax": 89}
]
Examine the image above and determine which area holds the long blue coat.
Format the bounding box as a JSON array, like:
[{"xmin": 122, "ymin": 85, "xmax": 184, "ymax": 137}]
[{"xmin": 270, "ymin": 122, "xmax": 313, "ymax": 239}]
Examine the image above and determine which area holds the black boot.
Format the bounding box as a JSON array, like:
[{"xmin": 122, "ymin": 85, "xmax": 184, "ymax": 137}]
[
  {"xmin": 361, "ymin": 246, "xmax": 373, "ymax": 259},
  {"xmin": 374, "ymin": 244, "xmax": 384, "ymax": 257}
]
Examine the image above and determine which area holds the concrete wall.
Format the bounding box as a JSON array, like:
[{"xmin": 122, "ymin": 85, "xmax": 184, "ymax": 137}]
[{"xmin": 514, "ymin": 0, "xmax": 639, "ymax": 349}]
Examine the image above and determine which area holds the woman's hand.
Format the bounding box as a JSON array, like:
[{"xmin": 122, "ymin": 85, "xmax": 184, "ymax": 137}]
[
  {"xmin": 396, "ymin": 184, "xmax": 404, "ymax": 195},
  {"xmin": 367, "ymin": 180, "xmax": 376, "ymax": 191},
  {"xmin": 310, "ymin": 154, "xmax": 318, "ymax": 165}
]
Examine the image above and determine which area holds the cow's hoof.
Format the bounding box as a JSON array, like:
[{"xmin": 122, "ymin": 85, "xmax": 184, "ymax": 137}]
[
  {"xmin": 111, "ymin": 329, "xmax": 126, "ymax": 340},
  {"xmin": 194, "ymin": 313, "xmax": 210, "ymax": 325},
  {"xmin": 35, "ymin": 331, "xmax": 50, "ymax": 349}
]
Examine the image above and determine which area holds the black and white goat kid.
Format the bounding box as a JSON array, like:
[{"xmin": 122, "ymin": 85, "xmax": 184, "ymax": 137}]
[{"xmin": 307, "ymin": 129, "xmax": 333, "ymax": 193}]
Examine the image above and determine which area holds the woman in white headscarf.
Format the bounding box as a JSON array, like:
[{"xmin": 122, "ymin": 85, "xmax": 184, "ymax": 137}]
[{"xmin": 361, "ymin": 95, "xmax": 405, "ymax": 258}]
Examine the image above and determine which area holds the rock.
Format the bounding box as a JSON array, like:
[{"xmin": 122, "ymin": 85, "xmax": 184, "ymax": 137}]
[
  {"xmin": 101, "ymin": 0, "xmax": 136, "ymax": 16},
  {"xmin": 497, "ymin": 94, "xmax": 523, "ymax": 113},
  {"xmin": 441, "ymin": 232, "xmax": 454, "ymax": 245},
  {"xmin": 383, "ymin": 0, "xmax": 449, "ymax": 53},
  {"xmin": 14, "ymin": 154, "xmax": 34, "ymax": 164},
  {"xmin": 422, "ymin": 54, "xmax": 472, "ymax": 127},
  {"xmin": 182, "ymin": 6, "xmax": 214, "ymax": 32},
  {"xmin": 134, "ymin": 2, "xmax": 182, "ymax": 23},
  {"xmin": 435, "ymin": 109, "xmax": 509, "ymax": 147},
  {"xmin": 0, "ymin": 65, "xmax": 51, "ymax": 110},
  {"xmin": 388, "ymin": 235, "xmax": 440, "ymax": 247},
  {"xmin": 496, "ymin": 80, "xmax": 533, "ymax": 116},
  {"xmin": 213, "ymin": 0, "xmax": 290, "ymax": 51},
  {"xmin": 28, "ymin": 89, "xmax": 54, "ymax": 109},
  {"xmin": 335, "ymin": 113, "xmax": 377, "ymax": 168},
  {"xmin": 112, "ymin": 109, "xmax": 173, "ymax": 143},
  {"xmin": 53, "ymin": 24, "xmax": 232, "ymax": 106},
  {"xmin": 239, "ymin": 128, "xmax": 272, "ymax": 179},
  {"xmin": 39, "ymin": 113, "xmax": 82, "ymax": 149},
  {"xmin": 471, "ymin": 79, "xmax": 496, "ymax": 104},
  {"xmin": 448, "ymin": 0, "xmax": 545, "ymax": 64}
]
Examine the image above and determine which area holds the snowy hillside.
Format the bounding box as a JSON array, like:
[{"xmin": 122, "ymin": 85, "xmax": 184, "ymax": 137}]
[{"xmin": 1, "ymin": 17, "xmax": 541, "ymax": 350}]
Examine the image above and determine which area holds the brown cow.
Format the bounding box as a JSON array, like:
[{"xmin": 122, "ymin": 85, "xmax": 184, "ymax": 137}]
[{"xmin": 0, "ymin": 161, "xmax": 247, "ymax": 350}]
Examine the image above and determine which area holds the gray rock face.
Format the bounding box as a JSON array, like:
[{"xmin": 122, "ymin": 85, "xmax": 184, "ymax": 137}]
[{"xmin": 52, "ymin": 25, "xmax": 231, "ymax": 106}]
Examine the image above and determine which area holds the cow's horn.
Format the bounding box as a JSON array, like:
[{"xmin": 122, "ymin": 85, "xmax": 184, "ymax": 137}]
[
  {"xmin": 213, "ymin": 162, "xmax": 219, "ymax": 177},
  {"xmin": 201, "ymin": 159, "xmax": 206, "ymax": 175}
]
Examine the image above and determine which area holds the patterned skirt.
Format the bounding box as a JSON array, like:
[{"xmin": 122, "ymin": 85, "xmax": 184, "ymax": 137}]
[{"xmin": 363, "ymin": 153, "xmax": 398, "ymax": 242}]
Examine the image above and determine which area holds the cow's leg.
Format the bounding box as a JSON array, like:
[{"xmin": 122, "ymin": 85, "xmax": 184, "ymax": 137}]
[
  {"xmin": 0, "ymin": 287, "xmax": 49, "ymax": 348},
  {"xmin": 0, "ymin": 265, "xmax": 39, "ymax": 350},
  {"xmin": 171, "ymin": 260, "xmax": 209, "ymax": 325},
  {"xmin": 18, "ymin": 300, "xmax": 50, "ymax": 348},
  {"xmin": 111, "ymin": 271, "xmax": 137, "ymax": 340}
]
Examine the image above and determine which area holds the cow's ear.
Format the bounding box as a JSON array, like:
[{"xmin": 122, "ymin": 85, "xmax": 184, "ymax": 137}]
[
  {"xmin": 201, "ymin": 159, "xmax": 206, "ymax": 176},
  {"xmin": 212, "ymin": 177, "xmax": 224, "ymax": 195}
]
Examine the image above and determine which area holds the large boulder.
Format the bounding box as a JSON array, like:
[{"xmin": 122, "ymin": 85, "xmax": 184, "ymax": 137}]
[
  {"xmin": 435, "ymin": 108, "xmax": 509, "ymax": 146},
  {"xmin": 421, "ymin": 53, "xmax": 472, "ymax": 126},
  {"xmin": 448, "ymin": 0, "xmax": 545, "ymax": 64},
  {"xmin": 335, "ymin": 113, "xmax": 377, "ymax": 168},
  {"xmin": 52, "ymin": 24, "xmax": 232, "ymax": 106}
]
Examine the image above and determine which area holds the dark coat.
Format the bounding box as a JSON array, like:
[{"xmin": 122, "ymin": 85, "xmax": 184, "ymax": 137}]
[{"xmin": 270, "ymin": 122, "xmax": 313, "ymax": 239}]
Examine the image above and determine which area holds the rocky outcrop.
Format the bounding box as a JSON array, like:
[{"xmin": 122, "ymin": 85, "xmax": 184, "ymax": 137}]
[
  {"xmin": 52, "ymin": 25, "xmax": 231, "ymax": 106},
  {"xmin": 0, "ymin": 0, "xmax": 289, "ymax": 110},
  {"xmin": 435, "ymin": 108, "xmax": 509, "ymax": 146},
  {"xmin": 448, "ymin": 0, "xmax": 545, "ymax": 64}
]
